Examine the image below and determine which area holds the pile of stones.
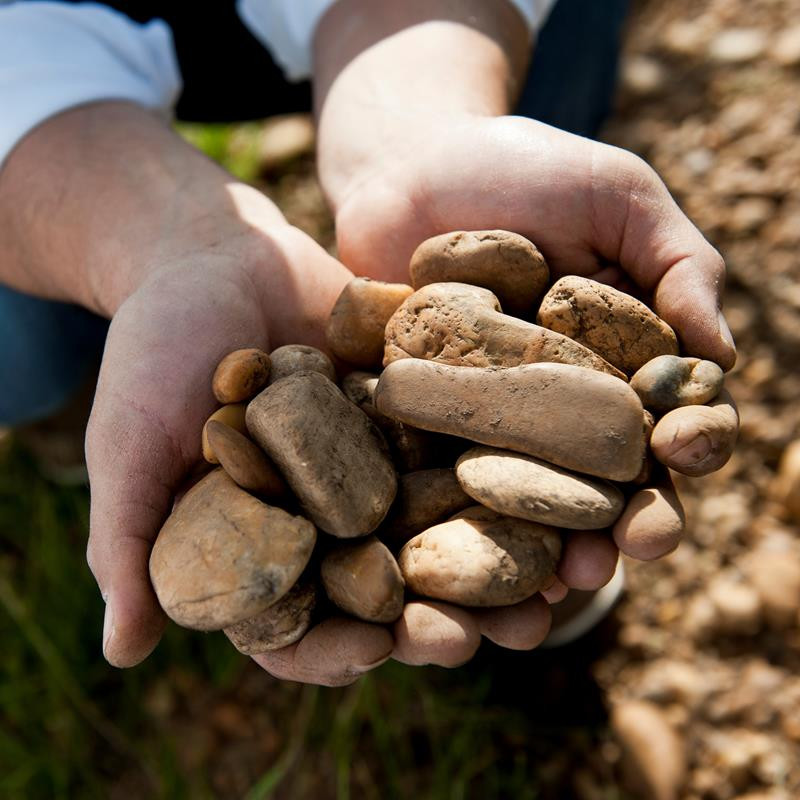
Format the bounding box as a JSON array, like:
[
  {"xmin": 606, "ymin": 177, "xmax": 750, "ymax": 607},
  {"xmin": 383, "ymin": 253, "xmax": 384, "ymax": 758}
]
[{"xmin": 148, "ymin": 230, "xmax": 737, "ymax": 656}]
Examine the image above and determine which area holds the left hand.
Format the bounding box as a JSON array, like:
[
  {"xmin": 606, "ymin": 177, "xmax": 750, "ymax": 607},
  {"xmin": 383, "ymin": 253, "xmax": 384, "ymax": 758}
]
[{"xmin": 324, "ymin": 115, "xmax": 736, "ymax": 669}]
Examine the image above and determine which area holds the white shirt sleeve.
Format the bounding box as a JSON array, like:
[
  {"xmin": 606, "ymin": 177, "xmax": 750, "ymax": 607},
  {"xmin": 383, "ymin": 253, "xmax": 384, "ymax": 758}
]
[
  {"xmin": 237, "ymin": 0, "xmax": 559, "ymax": 83},
  {"xmin": 0, "ymin": 1, "xmax": 181, "ymax": 169}
]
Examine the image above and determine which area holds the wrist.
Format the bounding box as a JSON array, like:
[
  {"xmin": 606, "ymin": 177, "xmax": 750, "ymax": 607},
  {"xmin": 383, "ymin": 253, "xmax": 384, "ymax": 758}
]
[{"xmin": 313, "ymin": 0, "xmax": 528, "ymax": 212}]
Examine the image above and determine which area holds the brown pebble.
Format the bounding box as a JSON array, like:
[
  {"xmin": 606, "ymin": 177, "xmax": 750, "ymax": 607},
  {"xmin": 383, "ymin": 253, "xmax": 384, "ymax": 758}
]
[
  {"xmin": 456, "ymin": 446, "xmax": 624, "ymax": 529},
  {"xmin": 650, "ymin": 389, "xmax": 738, "ymax": 476},
  {"xmin": 202, "ymin": 404, "xmax": 247, "ymax": 463},
  {"xmin": 326, "ymin": 278, "xmax": 413, "ymax": 368},
  {"xmin": 321, "ymin": 537, "xmax": 405, "ymax": 623},
  {"xmin": 212, "ymin": 348, "xmax": 271, "ymax": 404},
  {"xmin": 384, "ymin": 282, "xmax": 625, "ymax": 379},
  {"xmin": 708, "ymin": 575, "xmax": 762, "ymax": 634},
  {"xmin": 247, "ymin": 371, "xmax": 397, "ymax": 537},
  {"xmin": 398, "ymin": 515, "xmax": 561, "ymax": 607},
  {"xmin": 205, "ymin": 420, "xmax": 286, "ymax": 497},
  {"xmin": 409, "ymin": 230, "xmax": 549, "ymax": 315},
  {"xmin": 771, "ymin": 439, "xmax": 800, "ymax": 522},
  {"xmin": 630, "ymin": 355, "xmax": 724, "ymax": 412},
  {"xmin": 149, "ymin": 470, "xmax": 316, "ymax": 630},
  {"xmin": 224, "ymin": 580, "xmax": 317, "ymax": 654},
  {"xmin": 380, "ymin": 468, "xmax": 473, "ymax": 547},
  {"xmin": 611, "ymin": 700, "xmax": 687, "ymax": 800},
  {"xmin": 537, "ymin": 276, "xmax": 679, "ymax": 375},
  {"xmin": 268, "ymin": 344, "xmax": 336, "ymax": 384},
  {"xmin": 612, "ymin": 482, "xmax": 685, "ymax": 560},
  {"xmin": 742, "ymin": 551, "xmax": 800, "ymax": 628},
  {"xmin": 375, "ymin": 359, "xmax": 646, "ymax": 481}
]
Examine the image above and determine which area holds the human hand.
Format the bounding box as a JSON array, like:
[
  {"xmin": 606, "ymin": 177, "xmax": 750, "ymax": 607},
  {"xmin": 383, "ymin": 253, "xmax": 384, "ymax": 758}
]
[
  {"xmin": 323, "ymin": 118, "xmax": 737, "ymax": 668},
  {"xmin": 86, "ymin": 196, "xmax": 353, "ymax": 668}
]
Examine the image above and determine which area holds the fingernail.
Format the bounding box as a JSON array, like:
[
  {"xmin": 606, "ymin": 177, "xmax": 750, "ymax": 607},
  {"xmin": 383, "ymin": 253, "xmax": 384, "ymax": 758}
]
[
  {"xmin": 353, "ymin": 651, "xmax": 393, "ymax": 672},
  {"xmin": 671, "ymin": 433, "xmax": 712, "ymax": 467},
  {"xmin": 717, "ymin": 310, "xmax": 735, "ymax": 352},
  {"xmin": 102, "ymin": 602, "xmax": 115, "ymax": 657}
]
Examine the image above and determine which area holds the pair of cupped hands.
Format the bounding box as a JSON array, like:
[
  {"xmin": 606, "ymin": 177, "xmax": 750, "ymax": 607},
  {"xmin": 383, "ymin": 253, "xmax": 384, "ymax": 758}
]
[{"xmin": 87, "ymin": 113, "xmax": 737, "ymax": 686}]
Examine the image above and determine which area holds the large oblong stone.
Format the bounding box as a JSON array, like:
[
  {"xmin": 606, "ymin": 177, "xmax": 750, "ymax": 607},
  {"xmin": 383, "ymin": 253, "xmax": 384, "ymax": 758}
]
[
  {"xmin": 247, "ymin": 371, "xmax": 397, "ymax": 537},
  {"xmin": 375, "ymin": 360, "xmax": 646, "ymax": 481},
  {"xmin": 149, "ymin": 469, "xmax": 316, "ymax": 631},
  {"xmin": 409, "ymin": 230, "xmax": 549, "ymax": 314},
  {"xmin": 537, "ymin": 276, "xmax": 679, "ymax": 375},
  {"xmin": 456, "ymin": 446, "xmax": 624, "ymax": 529},
  {"xmin": 398, "ymin": 516, "xmax": 561, "ymax": 607},
  {"xmin": 384, "ymin": 282, "xmax": 624, "ymax": 380}
]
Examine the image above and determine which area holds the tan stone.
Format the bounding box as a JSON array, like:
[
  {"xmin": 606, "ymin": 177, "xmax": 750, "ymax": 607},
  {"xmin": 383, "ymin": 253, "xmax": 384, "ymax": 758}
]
[
  {"xmin": 321, "ymin": 537, "xmax": 404, "ymax": 623},
  {"xmin": 212, "ymin": 348, "xmax": 271, "ymax": 404},
  {"xmin": 384, "ymin": 282, "xmax": 624, "ymax": 379},
  {"xmin": 708, "ymin": 575, "xmax": 762, "ymax": 634},
  {"xmin": 268, "ymin": 344, "xmax": 336, "ymax": 384},
  {"xmin": 326, "ymin": 278, "xmax": 413, "ymax": 368},
  {"xmin": 771, "ymin": 439, "xmax": 800, "ymax": 521},
  {"xmin": 205, "ymin": 420, "xmax": 286, "ymax": 497},
  {"xmin": 149, "ymin": 470, "xmax": 316, "ymax": 630},
  {"xmin": 611, "ymin": 700, "xmax": 687, "ymax": 800},
  {"xmin": 455, "ymin": 446, "xmax": 624, "ymax": 529},
  {"xmin": 398, "ymin": 515, "xmax": 561, "ymax": 607},
  {"xmin": 613, "ymin": 484, "xmax": 686, "ymax": 560},
  {"xmin": 651, "ymin": 389, "xmax": 738, "ymax": 476},
  {"xmin": 202, "ymin": 404, "xmax": 247, "ymax": 463},
  {"xmin": 537, "ymin": 276, "xmax": 679, "ymax": 375},
  {"xmin": 375, "ymin": 359, "xmax": 646, "ymax": 481},
  {"xmin": 742, "ymin": 550, "xmax": 800, "ymax": 628},
  {"xmin": 409, "ymin": 230, "xmax": 549, "ymax": 315},
  {"xmin": 630, "ymin": 355, "xmax": 724, "ymax": 412},
  {"xmin": 247, "ymin": 371, "xmax": 396, "ymax": 537},
  {"xmin": 224, "ymin": 580, "xmax": 317, "ymax": 654},
  {"xmin": 380, "ymin": 468, "xmax": 473, "ymax": 546}
]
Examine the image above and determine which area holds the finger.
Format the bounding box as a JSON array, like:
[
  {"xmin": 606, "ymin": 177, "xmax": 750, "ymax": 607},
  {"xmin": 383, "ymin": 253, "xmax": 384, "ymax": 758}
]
[
  {"xmin": 474, "ymin": 594, "xmax": 552, "ymax": 650},
  {"xmin": 557, "ymin": 530, "xmax": 620, "ymax": 590},
  {"xmin": 85, "ymin": 397, "xmax": 184, "ymax": 667},
  {"xmin": 541, "ymin": 577, "xmax": 569, "ymax": 604},
  {"xmin": 600, "ymin": 150, "xmax": 736, "ymax": 370},
  {"xmin": 612, "ymin": 476, "xmax": 686, "ymax": 561},
  {"xmin": 650, "ymin": 389, "xmax": 739, "ymax": 476},
  {"xmin": 392, "ymin": 601, "xmax": 481, "ymax": 667},
  {"xmin": 253, "ymin": 618, "xmax": 393, "ymax": 687}
]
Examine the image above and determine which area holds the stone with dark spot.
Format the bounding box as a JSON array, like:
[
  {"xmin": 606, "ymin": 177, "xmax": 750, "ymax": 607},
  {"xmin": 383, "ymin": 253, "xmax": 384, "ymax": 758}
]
[
  {"xmin": 224, "ymin": 580, "xmax": 317, "ymax": 654},
  {"xmin": 150, "ymin": 469, "xmax": 316, "ymax": 630}
]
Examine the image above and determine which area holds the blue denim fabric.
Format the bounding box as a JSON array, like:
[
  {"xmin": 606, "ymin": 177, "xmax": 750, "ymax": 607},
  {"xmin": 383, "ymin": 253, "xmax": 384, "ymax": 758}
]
[{"xmin": 0, "ymin": 0, "xmax": 628, "ymax": 426}]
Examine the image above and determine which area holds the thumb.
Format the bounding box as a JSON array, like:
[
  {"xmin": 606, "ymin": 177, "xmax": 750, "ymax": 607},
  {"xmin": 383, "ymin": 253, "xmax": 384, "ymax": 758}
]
[
  {"xmin": 604, "ymin": 150, "xmax": 736, "ymax": 370},
  {"xmin": 85, "ymin": 397, "xmax": 186, "ymax": 667}
]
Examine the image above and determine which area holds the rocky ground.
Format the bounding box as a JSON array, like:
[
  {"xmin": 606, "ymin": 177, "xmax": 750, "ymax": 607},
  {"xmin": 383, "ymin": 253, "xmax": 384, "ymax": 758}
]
[{"xmin": 597, "ymin": 1, "xmax": 800, "ymax": 798}]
